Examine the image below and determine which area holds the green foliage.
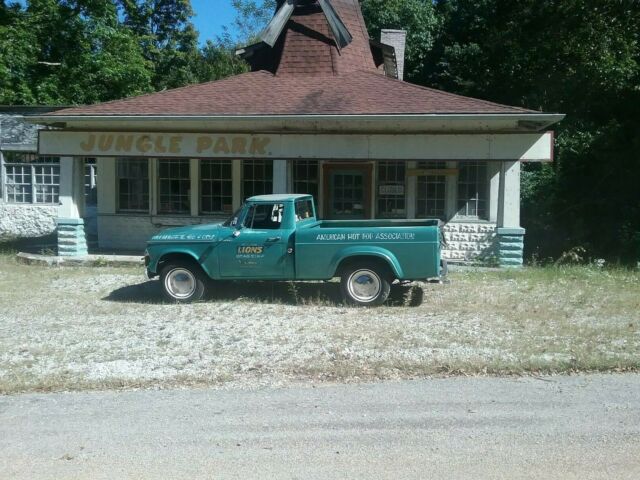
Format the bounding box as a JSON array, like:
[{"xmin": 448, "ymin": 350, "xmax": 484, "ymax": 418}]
[
  {"xmin": 229, "ymin": 0, "xmax": 275, "ymax": 44},
  {"xmin": 0, "ymin": 0, "xmax": 249, "ymax": 105},
  {"xmin": 361, "ymin": 0, "xmax": 440, "ymax": 83}
]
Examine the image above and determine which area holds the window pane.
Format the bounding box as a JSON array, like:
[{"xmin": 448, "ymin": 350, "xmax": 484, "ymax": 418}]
[
  {"xmin": 200, "ymin": 160, "xmax": 233, "ymax": 214},
  {"xmin": 416, "ymin": 161, "xmax": 446, "ymax": 219},
  {"xmin": 292, "ymin": 160, "xmax": 319, "ymax": 204},
  {"xmin": 456, "ymin": 162, "xmax": 488, "ymax": 219},
  {"xmin": 243, "ymin": 160, "xmax": 273, "ymax": 200},
  {"xmin": 377, "ymin": 161, "xmax": 406, "ymax": 218},
  {"xmin": 158, "ymin": 159, "xmax": 190, "ymax": 214},
  {"xmin": 117, "ymin": 158, "xmax": 149, "ymax": 212}
]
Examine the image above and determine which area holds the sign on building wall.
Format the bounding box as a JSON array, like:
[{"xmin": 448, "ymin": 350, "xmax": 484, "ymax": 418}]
[
  {"xmin": 38, "ymin": 131, "xmax": 555, "ymax": 161},
  {"xmin": 379, "ymin": 185, "xmax": 405, "ymax": 196}
]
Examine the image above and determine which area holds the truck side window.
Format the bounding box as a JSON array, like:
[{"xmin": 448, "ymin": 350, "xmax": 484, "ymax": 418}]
[{"xmin": 245, "ymin": 203, "xmax": 284, "ymax": 230}]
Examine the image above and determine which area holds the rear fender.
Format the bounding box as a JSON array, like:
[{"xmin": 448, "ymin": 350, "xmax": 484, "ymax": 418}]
[{"xmin": 330, "ymin": 246, "xmax": 404, "ymax": 279}]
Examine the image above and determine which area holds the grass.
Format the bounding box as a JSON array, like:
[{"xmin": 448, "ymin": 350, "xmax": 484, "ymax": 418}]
[{"xmin": 0, "ymin": 252, "xmax": 638, "ymax": 394}]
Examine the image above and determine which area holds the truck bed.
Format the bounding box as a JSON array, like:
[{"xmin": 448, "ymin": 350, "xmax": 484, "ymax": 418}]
[{"xmin": 294, "ymin": 219, "xmax": 441, "ymax": 281}]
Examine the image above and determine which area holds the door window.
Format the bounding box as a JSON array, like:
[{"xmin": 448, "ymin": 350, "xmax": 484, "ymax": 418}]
[
  {"xmin": 331, "ymin": 171, "xmax": 365, "ymax": 219},
  {"xmin": 243, "ymin": 203, "xmax": 284, "ymax": 229}
]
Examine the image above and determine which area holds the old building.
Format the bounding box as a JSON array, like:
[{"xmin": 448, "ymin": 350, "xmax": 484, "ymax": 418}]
[{"xmin": 28, "ymin": 0, "xmax": 563, "ymax": 265}]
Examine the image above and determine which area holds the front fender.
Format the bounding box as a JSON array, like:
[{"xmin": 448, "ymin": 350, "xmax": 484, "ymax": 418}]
[
  {"xmin": 147, "ymin": 245, "xmax": 212, "ymax": 277},
  {"xmin": 329, "ymin": 246, "xmax": 404, "ymax": 279}
]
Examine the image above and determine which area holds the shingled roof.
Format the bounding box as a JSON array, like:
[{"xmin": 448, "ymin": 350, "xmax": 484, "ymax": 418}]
[
  {"xmin": 49, "ymin": 70, "xmax": 534, "ymax": 116},
  {"xmin": 46, "ymin": 0, "xmax": 538, "ymax": 118}
]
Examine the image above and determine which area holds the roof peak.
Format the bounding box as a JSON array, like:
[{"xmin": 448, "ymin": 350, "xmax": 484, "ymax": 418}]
[{"xmin": 240, "ymin": 0, "xmax": 378, "ymax": 77}]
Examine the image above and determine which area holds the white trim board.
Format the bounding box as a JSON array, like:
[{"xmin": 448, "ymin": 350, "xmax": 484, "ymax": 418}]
[{"xmin": 39, "ymin": 131, "xmax": 554, "ymax": 162}]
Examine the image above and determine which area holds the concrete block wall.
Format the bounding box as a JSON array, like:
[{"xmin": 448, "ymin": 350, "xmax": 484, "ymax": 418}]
[
  {"xmin": 442, "ymin": 222, "xmax": 498, "ymax": 264},
  {"xmin": 0, "ymin": 203, "xmax": 58, "ymax": 241}
]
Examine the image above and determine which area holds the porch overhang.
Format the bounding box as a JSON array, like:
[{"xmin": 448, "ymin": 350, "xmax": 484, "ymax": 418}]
[{"xmin": 27, "ymin": 113, "xmax": 564, "ymax": 135}]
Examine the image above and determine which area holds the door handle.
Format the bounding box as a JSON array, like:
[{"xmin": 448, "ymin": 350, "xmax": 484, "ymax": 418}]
[{"xmin": 266, "ymin": 236, "xmax": 281, "ymax": 243}]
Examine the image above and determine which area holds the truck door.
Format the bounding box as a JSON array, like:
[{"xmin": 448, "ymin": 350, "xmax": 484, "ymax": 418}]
[{"xmin": 218, "ymin": 202, "xmax": 292, "ymax": 279}]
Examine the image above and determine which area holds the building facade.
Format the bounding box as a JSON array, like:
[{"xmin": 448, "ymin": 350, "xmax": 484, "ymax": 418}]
[{"xmin": 28, "ymin": 0, "xmax": 563, "ymax": 265}]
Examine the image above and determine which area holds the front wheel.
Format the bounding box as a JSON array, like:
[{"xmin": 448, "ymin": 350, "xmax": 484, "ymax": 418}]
[
  {"xmin": 340, "ymin": 264, "xmax": 391, "ymax": 307},
  {"xmin": 160, "ymin": 262, "xmax": 207, "ymax": 303}
]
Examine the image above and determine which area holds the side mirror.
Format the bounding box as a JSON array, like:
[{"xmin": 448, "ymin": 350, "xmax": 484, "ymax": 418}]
[{"xmin": 232, "ymin": 230, "xmax": 241, "ymax": 238}]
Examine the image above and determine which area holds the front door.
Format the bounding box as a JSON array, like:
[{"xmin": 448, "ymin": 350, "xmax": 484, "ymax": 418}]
[
  {"xmin": 323, "ymin": 164, "xmax": 372, "ymax": 220},
  {"xmin": 218, "ymin": 202, "xmax": 291, "ymax": 279}
]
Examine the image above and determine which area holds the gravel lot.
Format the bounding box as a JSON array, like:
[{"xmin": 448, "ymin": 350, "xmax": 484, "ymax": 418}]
[{"xmin": 0, "ymin": 255, "xmax": 638, "ymax": 393}]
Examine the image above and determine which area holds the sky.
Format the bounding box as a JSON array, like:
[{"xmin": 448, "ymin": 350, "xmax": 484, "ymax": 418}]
[{"xmin": 191, "ymin": 0, "xmax": 238, "ymax": 44}]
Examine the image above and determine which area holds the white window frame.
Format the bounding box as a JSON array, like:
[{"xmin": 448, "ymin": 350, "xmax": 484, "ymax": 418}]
[{"xmin": 1, "ymin": 152, "xmax": 60, "ymax": 205}]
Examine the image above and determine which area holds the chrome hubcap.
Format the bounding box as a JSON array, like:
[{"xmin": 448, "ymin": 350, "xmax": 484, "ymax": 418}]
[
  {"xmin": 165, "ymin": 268, "xmax": 196, "ymax": 299},
  {"xmin": 347, "ymin": 269, "xmax": 381, "ymax": 303}
]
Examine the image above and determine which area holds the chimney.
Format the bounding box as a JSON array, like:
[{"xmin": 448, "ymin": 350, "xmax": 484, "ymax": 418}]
[{"xmin": 380, "ymin": 29, "xmax": 407, "ymax": 81}]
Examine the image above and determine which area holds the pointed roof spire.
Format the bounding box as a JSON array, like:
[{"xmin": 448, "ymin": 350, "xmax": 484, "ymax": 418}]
[{"xmin": 240, "ymin": 0, "xmax": 378, "ymax": 77}]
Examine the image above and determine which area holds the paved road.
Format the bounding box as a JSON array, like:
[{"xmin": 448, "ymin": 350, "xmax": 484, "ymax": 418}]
[{"xmin": 1, "ymin": 374, "xmax": 639, "ymax": 479}]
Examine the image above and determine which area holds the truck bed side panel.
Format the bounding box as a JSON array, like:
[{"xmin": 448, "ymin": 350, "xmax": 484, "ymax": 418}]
[{"xmin": 294, "ymin": 224, "xmax": 440, "ymax": 280}]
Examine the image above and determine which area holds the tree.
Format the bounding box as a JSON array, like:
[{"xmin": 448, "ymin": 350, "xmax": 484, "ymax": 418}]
[
  {"xmin": 118, "ymin": 0, "xmax": 201, "ymax": 90},
  {"xmin": 427, "ymin": 0, "xmax": 640, "ymax": 261},
  {"xmin": 194, "ymin": 40, "xmax": 249, "ymax": 83}
]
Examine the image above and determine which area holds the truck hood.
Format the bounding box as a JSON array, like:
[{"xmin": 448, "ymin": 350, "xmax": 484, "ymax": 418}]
[{"xmin": 148, "ymin": 224, "xmax": 222, "ymax": 243}]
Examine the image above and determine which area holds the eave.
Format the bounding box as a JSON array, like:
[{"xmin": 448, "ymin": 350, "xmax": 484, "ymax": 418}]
[{"xmin": 26, "ymin": 113, "xmax": 565, "ymax": 134}]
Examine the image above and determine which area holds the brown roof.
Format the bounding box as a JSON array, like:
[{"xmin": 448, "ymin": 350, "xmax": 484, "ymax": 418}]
[{"xmin": 49, "ymin": 70, "xmax": 534, "ymax": 117}]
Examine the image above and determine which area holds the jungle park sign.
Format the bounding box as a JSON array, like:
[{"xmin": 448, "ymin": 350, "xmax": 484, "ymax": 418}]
[{"xmin": 38, "ymin": 130, "xmax": 555, "ymax": 161}]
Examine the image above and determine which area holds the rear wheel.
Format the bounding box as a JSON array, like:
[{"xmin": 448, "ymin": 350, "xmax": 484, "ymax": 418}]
[
  {"xmin": 160, "ymin": 262, "xmax": 206, "ymax": 303},
  {"xmin": 340, "ymin": 263, "xmax": 391, "ymax": 306}
]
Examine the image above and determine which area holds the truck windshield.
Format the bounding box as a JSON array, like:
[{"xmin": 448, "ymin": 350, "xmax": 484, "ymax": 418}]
[{"xmin": 222, "ymin": 205, "xmax": 244, "ymax": 227}]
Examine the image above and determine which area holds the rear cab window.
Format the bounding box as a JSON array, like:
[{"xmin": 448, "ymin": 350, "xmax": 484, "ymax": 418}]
[{"xmin": 295, "ymin": 198, "xmax": 315, "ymax": 222}]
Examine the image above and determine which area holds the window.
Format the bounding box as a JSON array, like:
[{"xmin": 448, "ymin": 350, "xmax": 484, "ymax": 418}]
[
  {"xmin": 416, "ymin": 161, "xmax": 447, "ymax": 219},
  {"xmin": 243, "ymin": 203, "xmax": 283, "ymax": 230},
  {"xmin": 292, "ymin": 160, "xmax": 319, "ymax": 199},
  {"xmin": 295, "ymin": 198, "xmax": 314, "ymax": 222},
  {"xmin": 200, "ymin": 159, "xmax": 232, "ymax": 214},
  {"xmin": 117, "ymin": 158, "xmax": 149, "ymax": 212},
  {"xmin": 2, "ymin": 152, "xmax": 59, "ymax": 204},
  {"xmin": 84, "ymin": 158, "xmax": 98, "ymax": 207},
  {"xmin": 243, "ymin": 160, "xmax": 272, "ymax": 199},
  {"xmin": 377, "ymin": 161, "xmax": 406, "ymax": 218},
  {"xmin": 457, "ymin": 162, "xmax": 488, "ymax": 218},
  {"xmin": 158, "ymin": 159, "xmax": 190, "ymax": 214}
]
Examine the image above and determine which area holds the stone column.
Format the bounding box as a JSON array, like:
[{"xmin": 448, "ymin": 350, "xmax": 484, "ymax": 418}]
[
  {"xmin": 496, "ymin": 160, "xmax": 525, "ymax": 267},
  {"xmin": 57, "ymin": 156, "xmax": 88, "ymax": 256}
]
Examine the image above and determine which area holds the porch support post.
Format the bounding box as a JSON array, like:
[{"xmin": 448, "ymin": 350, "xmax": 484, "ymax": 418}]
[
  {"xmin": 496, "ymin": 160, "xmax": 524, "ymax": 267},
  {"xmin": 56, "ymin": 156, "xmax": 88, "ymax": 256},
  {"xmin": 273, "ymin": 159, "xmax": 288, "ymax": 194}
]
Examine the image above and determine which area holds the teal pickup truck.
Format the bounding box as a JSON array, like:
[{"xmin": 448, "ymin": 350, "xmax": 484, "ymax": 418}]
[{"xmin": 145, "ymin": 194, "xmax": 444, "ymax": 306}]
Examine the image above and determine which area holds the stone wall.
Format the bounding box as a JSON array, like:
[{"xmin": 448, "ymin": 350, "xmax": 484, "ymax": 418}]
[
  {"xmin": 442, "ymin": 222, "xmax": 498, "ymax": 264},
  {"xmin": 0, "ymin": 113, "xmax": 40, "ymax": 147},
  {"xmin": 0, "ymin": 202, "xmax": 58, "ymax": 240}
]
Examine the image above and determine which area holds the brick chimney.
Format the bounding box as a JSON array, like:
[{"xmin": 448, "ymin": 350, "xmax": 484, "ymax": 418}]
[{"xmin": 380, "ymin": 29, "xmax": 407, "ymax": 81}]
